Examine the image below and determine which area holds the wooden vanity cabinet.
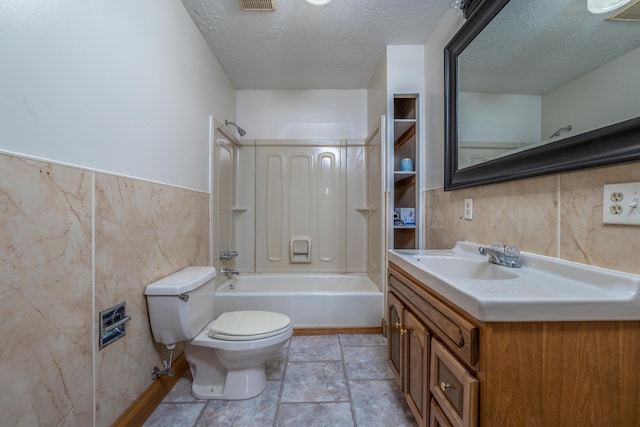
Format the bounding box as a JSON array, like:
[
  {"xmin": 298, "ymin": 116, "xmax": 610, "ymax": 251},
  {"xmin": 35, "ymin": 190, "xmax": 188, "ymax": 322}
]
[
  {"xmin": 389, "ymin": 262, "xmax": 640, "ymax": 427},
  {"xmin": 405, "ymin": 310, "xmax": 430, "ymax": 426},
  {"xmin": 387, "ymin": 291, "xmax": 404, "ymax": 382},
  {"xmin": 388, "ymin": 264, "xmax": 479, "ymax": 427},
  {"xmin": 388, "ymin": 291, "xmax": 431, "ymax": 426}
]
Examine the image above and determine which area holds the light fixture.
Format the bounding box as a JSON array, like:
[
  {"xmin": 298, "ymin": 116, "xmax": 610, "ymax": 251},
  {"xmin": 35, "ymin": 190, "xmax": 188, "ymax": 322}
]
[
  {"xmin": 306, "ymin": 0, "xmax": 332, "ymax": 5},
  {"xmin": 587, "ymin": 0, "xmax": 632, "ymax": 14}
]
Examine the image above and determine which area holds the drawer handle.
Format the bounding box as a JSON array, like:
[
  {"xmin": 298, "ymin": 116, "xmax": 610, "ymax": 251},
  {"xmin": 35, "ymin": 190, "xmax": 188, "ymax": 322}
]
[
  {"xmin": 400, "ymin": 328, "xmax": 407, "ymax": 335},
  {"xmin": 395, "ymin": 322, "xmax": 403, "ymax": 329},
  {"xmin": 440, "ymin": 381, "xmax": 452, "ymax": 392}
]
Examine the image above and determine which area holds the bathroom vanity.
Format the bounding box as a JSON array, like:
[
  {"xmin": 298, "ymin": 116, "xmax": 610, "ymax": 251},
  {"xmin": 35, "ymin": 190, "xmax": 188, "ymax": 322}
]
[{"xmin": 387, "ymin": 243, "xmax": 640, "ymax": 427}]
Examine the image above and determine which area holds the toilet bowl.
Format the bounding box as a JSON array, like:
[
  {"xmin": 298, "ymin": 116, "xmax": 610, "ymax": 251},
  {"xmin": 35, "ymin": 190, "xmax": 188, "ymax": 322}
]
[{"xmin": 144, "ymin": 267, "xmax": 292, "ymax": 400}]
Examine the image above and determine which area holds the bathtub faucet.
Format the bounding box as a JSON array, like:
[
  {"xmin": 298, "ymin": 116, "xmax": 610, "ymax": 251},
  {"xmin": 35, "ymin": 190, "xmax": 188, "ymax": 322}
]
[
  {"xmin": 479, "ymin": 244, "xmax": 521, "ymax": 268},
  {"xmin": 219, "ymin": 250, "xmax": 239, "ymax": 260},
  {"xmin": 220, "ymin": 268, "xmax": 240, "ymax": 276}
]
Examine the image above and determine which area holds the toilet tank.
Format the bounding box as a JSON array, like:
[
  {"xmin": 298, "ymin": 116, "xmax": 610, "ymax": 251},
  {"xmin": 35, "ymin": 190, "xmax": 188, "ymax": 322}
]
[{"xmin": 144, "ymin": 266, "xmax": 217, "ymax": 345}]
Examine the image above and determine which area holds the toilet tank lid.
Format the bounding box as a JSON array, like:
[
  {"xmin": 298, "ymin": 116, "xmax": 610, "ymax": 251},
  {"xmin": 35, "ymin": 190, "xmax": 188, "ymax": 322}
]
[{"xmin": 144, "ymin": 266, "xmax": 216, "ymax": 296}]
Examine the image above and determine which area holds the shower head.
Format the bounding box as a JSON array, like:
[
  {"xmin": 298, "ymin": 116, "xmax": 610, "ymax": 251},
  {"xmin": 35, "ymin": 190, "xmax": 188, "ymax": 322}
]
[
  {"xmin": 548, "ymin": 125, "xmax": 572, "ymax": 139},
  {"xmin": 224, "ymin": 120, "xmax": 247, "ymax": 137}
]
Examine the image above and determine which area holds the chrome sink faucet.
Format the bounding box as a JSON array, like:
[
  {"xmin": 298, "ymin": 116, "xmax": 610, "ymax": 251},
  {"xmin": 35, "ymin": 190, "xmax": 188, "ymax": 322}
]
[{"xmin": 479, "ymin": 244, "xmax": 521, "ymax": 268}]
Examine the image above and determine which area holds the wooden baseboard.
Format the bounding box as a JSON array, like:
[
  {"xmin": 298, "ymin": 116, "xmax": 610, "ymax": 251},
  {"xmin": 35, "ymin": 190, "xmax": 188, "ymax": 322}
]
[
  {"xmin": 294, "ymin": 326, "xmax": 383, "ymax": 335},
  {"xmin": 112, "ymin": 353, "xmax": 188, "ymax": 427}
]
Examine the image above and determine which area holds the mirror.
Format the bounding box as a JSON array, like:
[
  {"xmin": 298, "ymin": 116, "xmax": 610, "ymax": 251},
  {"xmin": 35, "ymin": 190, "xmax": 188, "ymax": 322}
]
[{"xmin": 444, "ymin": 0, "xmax": 640, "ymax": 190}]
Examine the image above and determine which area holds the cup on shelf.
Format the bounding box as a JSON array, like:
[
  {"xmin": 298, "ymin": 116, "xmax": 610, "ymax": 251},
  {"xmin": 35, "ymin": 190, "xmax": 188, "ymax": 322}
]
[{"xmin": 400, "ymin": 158, "xmax": 414, "ymax": 171}]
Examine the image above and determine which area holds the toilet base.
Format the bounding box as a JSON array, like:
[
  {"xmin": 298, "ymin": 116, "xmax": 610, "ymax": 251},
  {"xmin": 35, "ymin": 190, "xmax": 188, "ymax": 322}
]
[{"xmin": 191, "ymin": 366, "xmax": 267, "ymax": 400}]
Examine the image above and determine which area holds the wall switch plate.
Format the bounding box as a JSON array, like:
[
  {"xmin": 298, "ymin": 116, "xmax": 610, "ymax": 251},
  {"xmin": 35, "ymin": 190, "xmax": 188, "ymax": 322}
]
[
  {"xmin": 602, "ymin": 182, "xmax": 640, "ymax": 225},
  {"xmin": 464, "ymin": 198, "xmax": 473, "ymax": 220}
]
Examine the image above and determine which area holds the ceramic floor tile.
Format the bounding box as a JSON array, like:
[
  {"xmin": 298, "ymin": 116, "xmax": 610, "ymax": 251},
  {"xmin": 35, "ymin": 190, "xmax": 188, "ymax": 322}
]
[
  {"xmin": 350, "ymin": 379, "xmax": 417, "ymax": 427},
  {"xmin": 143, "ymin": 402, "xmax": 206, "ymax": 427},
  {"xmin": 162, "ymin": 372, "xmax": 201, "ymax": 403},
  {"xmin": 275, "ymin": 402, "xmax": 354, "ymax": 427},
  {"xmin": 281, "ymin": 361, "xmax": 349, "ymax": 403},
  {"xmin": 196, "ymin": 380, "xmax": 280, "ymax": 426},
  {"xmin": 146, "ymin": 335, "xmax": 413, "ymax": 426},
  {"xmin": 288, "ymin": 335, "xmax": 342, "ymax": 361},
  {"xmin": 342, "ymin": 346, "xmax": 393, "ymax": 380},
  {"xmin": 339, "ymin": 333, "xmax": 387, "ymax": 347}
]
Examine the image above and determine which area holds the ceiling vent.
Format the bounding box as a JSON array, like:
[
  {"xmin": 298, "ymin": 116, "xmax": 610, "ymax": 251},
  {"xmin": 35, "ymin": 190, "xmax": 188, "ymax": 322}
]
[
  {"xmin": 608, "ymin": 0, "xmax": 640, "ymax": 20},
  {"xmin": 239, "ymin": 0, "xmax": 276, "ymax": 11}
]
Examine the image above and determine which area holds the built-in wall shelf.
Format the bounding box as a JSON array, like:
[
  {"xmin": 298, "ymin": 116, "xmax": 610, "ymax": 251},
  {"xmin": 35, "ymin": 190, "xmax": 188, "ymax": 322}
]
[
  {"xmin": 391, "ymin": 95, "xmax": 420, "ymax": 250},
  {"xmin": 394, "ymin": 171, "xmax": 416, "ymax": 183},
  {"xmin": 393, "ymin": 122, "xmax": 416, "ymax": 150}
]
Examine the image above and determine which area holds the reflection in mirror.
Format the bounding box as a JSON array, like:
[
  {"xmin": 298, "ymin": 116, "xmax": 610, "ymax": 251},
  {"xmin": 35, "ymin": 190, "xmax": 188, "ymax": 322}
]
[
  {"xmin": 458, "ymin": 0, "xmax": 640, "ymax": 168},
  {"xmin": 445, "ymin": 0, "xmax": 640, "ymax": 189}
]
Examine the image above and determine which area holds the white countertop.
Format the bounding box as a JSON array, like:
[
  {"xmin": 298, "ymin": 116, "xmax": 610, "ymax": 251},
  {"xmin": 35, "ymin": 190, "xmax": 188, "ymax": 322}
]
[{"xmin": 388, "ymin": 241, "xmax": 640, "ymax": 322}]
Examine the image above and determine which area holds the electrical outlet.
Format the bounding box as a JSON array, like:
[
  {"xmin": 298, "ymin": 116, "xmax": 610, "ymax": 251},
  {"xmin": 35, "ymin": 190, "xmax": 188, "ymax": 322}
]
[
  {"xmin": 464, "ymin": 198, "xmax": 473, "ymax": 220},
  {"xmin": 603, "ymin": 183, "xmax": 640, "ymax": 225},
  {"xmin": 610, "ymin": 192, "xmax": 624, "ymax": 203}
]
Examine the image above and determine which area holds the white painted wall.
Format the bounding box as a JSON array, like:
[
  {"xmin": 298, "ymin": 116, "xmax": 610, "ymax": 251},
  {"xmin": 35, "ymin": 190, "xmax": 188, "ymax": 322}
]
[
  {"xmin": 387, "ymin": 45, "xmax": 426, "ymax": 95},
  {"xmin": 542, "ymin": 45, "xmax": 640, "ymax": 140},
  {"xmin": 0, "ymin": 0, "xmax": 235, "ymax": 192},
  {"xmin": 367, "ymin": 50, "xmax": 388, "ymax": 137},
  {"xmin": 424, "ymin": 10, "xmax": 465, "ymax": 190},
  {"xmin": 387, "ymin": 44, "xmax": 426, "ymax": 180},
  {"xmin": 236, "ymin": 90, "xmax": 367, "ymax": 140},
  {"xmin": 459, "ymin": 92, "xmax": 541, "ymax": 143}
]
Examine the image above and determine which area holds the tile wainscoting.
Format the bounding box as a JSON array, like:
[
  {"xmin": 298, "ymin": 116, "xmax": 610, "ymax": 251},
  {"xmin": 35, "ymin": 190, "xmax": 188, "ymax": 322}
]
[
  {"xmin": 425, "ymin": 161, "xmax": 640, "ymax": 275},
  {"xmin": 0, "ymin": 153, "xmax": 209, "ymax": 426}
]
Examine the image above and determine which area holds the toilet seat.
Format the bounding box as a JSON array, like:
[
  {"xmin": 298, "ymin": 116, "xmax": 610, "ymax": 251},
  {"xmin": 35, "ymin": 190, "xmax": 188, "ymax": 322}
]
[{"xmin": 207, "ymin": 311, "xmax": 292, "ymax": 341}]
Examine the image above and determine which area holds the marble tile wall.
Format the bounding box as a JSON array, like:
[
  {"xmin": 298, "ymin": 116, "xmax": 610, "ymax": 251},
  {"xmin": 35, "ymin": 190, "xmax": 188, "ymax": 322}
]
[
  {"xmin": 0, "ymin": 155, "xmax": 93, "ymax": 426},
  {"xmin": 94, "ymin": 174, "xmax": 209, "ymax": 426},
  {"xmin": 0, "ymin": 153, "xmax": 210, "ymax": 427},
  {"xmin": 425, "ymin": 161, "xmax": 640, "ymax": 275}
]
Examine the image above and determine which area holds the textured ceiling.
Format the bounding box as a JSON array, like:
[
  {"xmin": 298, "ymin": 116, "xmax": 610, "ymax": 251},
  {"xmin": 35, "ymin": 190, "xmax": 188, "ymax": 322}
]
[
  {"xmin": 181, "ymin": 0, "xmax": 452, "ymax": 90},
  {"xmin": 459, "ymin": 0, "xmax": 640, "ymax": 94}
]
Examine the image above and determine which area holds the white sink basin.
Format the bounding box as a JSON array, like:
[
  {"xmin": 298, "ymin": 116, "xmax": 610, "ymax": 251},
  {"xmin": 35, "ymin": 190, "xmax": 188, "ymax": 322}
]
[
  {"xmin": 412, "ymin": 255, "xmax": 518, "ymax": 280},
  {"xmin": 389, "ymin": 241, "xmax": 640, "ymax": 322}
]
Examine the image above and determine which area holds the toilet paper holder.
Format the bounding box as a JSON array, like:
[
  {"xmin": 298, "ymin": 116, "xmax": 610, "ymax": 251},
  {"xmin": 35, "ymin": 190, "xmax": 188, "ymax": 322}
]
[{"xmin": 99, "ymin": 301, "xmax": 131, "ymax": 350}]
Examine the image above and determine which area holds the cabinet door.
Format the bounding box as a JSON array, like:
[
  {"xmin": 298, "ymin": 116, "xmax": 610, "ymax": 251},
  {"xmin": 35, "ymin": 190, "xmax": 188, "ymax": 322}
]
[
  {"xmin": 430, "ymin": 399, "xmax": 454, "ymax": 427},
  {"xmin": 388, "ymin": 292, "xmax": 404, "ymax": 383},
  {"xmin": 430, "ymin": 339, "xmax": 478, "ymax": 427},
  {"xmin": 405, "ymin": 310, "xmax": 430, "ymax": 427}
]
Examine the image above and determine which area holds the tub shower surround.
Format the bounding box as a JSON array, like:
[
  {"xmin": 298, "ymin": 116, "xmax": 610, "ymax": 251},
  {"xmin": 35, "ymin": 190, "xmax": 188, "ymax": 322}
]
[{"xmin": 0, "ymin": 153, "xmax": 209, "ymax": 427}]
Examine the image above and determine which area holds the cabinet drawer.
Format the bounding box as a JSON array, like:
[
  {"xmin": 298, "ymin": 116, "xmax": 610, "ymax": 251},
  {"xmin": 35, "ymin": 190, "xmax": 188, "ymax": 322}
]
[
  {"xmin": 430, "ymin": 339, "xmax": 478, "ymax": 427},
  {"xmin": 389, "ymin": 270, "xmax": 479, "ymax": 367}
]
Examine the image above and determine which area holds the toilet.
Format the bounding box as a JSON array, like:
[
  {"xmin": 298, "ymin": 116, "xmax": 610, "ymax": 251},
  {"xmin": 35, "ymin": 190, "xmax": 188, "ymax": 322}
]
[{"xmin": 144, "ymin": 266, "xmax": 293, "ymax": 400}]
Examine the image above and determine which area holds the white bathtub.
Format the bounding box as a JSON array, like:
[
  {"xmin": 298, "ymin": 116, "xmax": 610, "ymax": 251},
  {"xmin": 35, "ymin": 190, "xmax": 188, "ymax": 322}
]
[{"xmin": 214, "ymin": 274, "xmax": 383, "ymax": 328}]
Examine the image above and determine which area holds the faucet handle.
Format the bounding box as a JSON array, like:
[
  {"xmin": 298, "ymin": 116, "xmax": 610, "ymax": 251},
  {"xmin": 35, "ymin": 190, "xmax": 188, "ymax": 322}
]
[
  {"xmin": 504, "ymin": 246, "xmax": 521, "ymax": 267},
  {"xmin": 490, "ymin": 244, "xmax": 505, "ymax": 253},
  {"xmin": 219, "ymin": 250, "xmax": 239, "ymax": 260},
  {"xmin": 505, "ymin": 246, "xmax": 520, "ymax": 258}
]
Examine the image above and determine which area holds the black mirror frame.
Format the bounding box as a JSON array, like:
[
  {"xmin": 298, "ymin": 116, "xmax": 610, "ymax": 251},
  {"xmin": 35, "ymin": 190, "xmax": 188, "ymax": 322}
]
[{"xmin": 444, "ymin": 0, "xmax": 640, "ymax": 191}]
